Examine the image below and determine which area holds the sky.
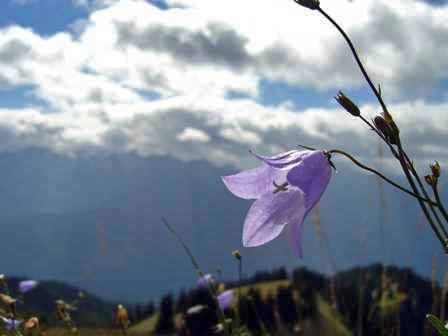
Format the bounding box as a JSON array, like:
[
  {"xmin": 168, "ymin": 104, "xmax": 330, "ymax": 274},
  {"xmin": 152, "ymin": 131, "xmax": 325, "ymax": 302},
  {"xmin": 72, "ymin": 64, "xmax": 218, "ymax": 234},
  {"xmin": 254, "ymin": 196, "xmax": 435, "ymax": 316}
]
[{"xmin": 0, "ymin": 0, "xmax": 447, "ymax": 174}]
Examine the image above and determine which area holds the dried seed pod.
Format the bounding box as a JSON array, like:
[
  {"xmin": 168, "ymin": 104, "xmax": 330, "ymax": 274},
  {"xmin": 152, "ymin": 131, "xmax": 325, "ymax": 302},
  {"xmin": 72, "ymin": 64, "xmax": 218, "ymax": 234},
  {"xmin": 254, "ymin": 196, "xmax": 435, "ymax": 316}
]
[
  {"xmin": 232, "ymin": 250, "xmax": 242, "ymax": 260},
  {"xmin": 0, "ymin": 294, "xmax": 17, "ymax": 305},
  {"xmin": 293, "ymin": 0, "xmax": 320, "ymax": 10},
  {"xmin": 335, "ymin": 91, "xmax": 361, "ymax": 117},
  {"xmin": 430, "ymin": 161, "xmax": 441, "ymax": 178},
  {"xmin": 115, "ymin": 304, "xmax": 129, "ymax": 329},
  {"xmin": 25, "ymin": 317, "xmax": 39, "ymax": 330},
  {"xmin": 425, "ymin": 175, "xmax": 437, "ymax": 187}
]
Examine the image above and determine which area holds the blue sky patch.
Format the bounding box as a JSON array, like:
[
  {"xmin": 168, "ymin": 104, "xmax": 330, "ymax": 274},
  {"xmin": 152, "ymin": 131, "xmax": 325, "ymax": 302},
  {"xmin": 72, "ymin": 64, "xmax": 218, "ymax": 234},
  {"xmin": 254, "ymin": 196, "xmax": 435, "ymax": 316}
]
[
  {"xmin": 0, "ymin": 85, "xmax": 48, "ymax": 109},
  {"xmin": 0, "ymin": 0, "xmax": 86, "ymax": 36},
  {"xmin": 256, "ymin": 79, "xmax": 380, "ymax": 111}
]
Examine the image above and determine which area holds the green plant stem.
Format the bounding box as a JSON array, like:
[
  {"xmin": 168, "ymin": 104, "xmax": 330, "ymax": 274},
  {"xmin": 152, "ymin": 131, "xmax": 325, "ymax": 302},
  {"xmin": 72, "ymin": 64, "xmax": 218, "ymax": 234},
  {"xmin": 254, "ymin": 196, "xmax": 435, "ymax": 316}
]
[
  {"xmin": 237, "ymin": 258, "xmax": 242, "ymax": 306},
  {"xmin": 317, "ymin": 7, "xmax": 389, "ymax": 116},
  {"xmin": 327, "ymin": 149, "xmax": 436, "ymax": 205},
  {"xmin": 400, "ymin": 149, "xmax": 448, "ymax": 237},
  {"xmin": 396, "ymin": 145, "xmax": 448, "ymax": 251},
  {"xmin": 316, "ymin": 4, "xmax": 448, "ymax": 252},
  {"xmin": 358, "ymin": 116, "xmax": 400, "ymax": 160},
  {"xmin": 432, "ymin": 184, "xmax": 448, "ymax": 224},
  {"xmin": 162, "ymin": 218, "xmax": 230, "ymax": 336},
  {"xmin": 248, "ymin": 295, "xmax": 268, "ymax": 336}
]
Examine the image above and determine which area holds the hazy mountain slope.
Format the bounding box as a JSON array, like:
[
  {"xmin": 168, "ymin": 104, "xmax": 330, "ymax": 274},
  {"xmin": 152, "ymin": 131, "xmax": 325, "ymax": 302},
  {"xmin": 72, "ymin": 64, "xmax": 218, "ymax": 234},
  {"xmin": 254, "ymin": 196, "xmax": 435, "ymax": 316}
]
[{"xmin": 0, "ymin": 149, "xmax": 444, "ymax": 300}]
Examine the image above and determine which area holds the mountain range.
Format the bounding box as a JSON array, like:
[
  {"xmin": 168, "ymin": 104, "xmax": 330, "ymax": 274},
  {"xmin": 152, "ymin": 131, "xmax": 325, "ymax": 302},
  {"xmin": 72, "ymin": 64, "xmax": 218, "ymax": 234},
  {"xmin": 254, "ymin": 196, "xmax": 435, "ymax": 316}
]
[{"xmin": 0, "ymin": 149, "xmax": 445, "ymax": 301}]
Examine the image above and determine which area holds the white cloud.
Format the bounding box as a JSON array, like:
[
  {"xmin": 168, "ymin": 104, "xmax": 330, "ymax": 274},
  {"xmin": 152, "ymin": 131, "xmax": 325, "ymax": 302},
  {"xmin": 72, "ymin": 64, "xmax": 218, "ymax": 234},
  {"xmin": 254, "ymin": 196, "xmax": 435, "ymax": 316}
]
[
  {"xmin": 0, "ymin": 0, "xmax": 446, "ymax": 173},
  {"xmin": 0, "ymin": 95, "xmax": 446, "ymax": 174},
  {"xmin": 176, "ymin": 127, "xmax": 210, "ymax": 143}
]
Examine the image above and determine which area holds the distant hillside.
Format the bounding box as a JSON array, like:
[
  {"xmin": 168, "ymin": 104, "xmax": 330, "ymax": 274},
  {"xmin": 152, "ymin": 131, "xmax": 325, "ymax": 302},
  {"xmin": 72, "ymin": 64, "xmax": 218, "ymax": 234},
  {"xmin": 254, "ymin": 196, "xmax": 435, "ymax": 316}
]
[
  {"xmin": 130, "ymin": 264, "xmax": 441, "ymax": 336},
  {"xmin": 0, "ymin": 277, "xmax": 117, "ymax": 327},
  {"xmin": 0, "ymin": 149, "xmax": 446, "ymax": 301},
  {"xmin": 1, "ymin": 264, "xmax": 442, "ymax": 335}
]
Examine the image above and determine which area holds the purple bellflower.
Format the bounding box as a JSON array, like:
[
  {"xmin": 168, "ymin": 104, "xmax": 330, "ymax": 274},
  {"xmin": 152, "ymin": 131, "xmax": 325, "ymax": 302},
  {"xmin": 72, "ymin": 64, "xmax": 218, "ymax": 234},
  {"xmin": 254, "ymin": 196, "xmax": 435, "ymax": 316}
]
[
  {"xmin": 18, "ymin": 280, "xmax": 39, "ymax": 294},
  {"xmin": 222, "ymin": 150, "xmax": 331, "ymax": 256},
  {"xmin": 217, "ymin": 290, "xmax": 234, "ymax": 310},
  {"xmin": 197, "ymin": 273, "xmax": 214, "ymax": 288},
  {"xmin": 0, "ymin": 316, "xmax": 23, "ymax": 330}
]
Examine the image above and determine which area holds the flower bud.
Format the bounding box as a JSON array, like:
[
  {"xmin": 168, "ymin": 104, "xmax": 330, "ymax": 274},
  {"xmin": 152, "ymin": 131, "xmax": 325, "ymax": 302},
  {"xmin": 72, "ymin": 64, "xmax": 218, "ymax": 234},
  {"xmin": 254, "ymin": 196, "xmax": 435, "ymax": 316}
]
[
  {"xmin": 0, "ymin": 274, "xmax": 6, "ymax": 287},
  {"xmin": 115, "ymin": 304, "xmax": 129, "ymax": 328},
  {"xmin": 382, "ymin": 111, "xmax": 400, "ymax": 144},
  {"xmin": 335, "ymin": 91, "xmax": 361, "ymax": 117},
  {"xmin": 430, "ymin": 161, "xmax": 441, "ymax": 178},
  {"xmin": 293, "ymin": 0, "xmax": 320, "ymax": 10},
  {"xmin": 0, "ymin": 293, "xmax": 17, "ymax": 305},
  {"xmin": 374, "ymin": 116, "xmax": 398, "ymax": 145},
  {"xmin": 25, "ymin": 317, "xmax": 39, "ymax": 330},
  {"xmin": 425, "ymin": 175, "xmax": 437, "ymax": 187},
  {"xmin": 217, "ymin": 283, "xmax": 226, "ymax": 293},
  {"xmin": 374, "ymin": 116, "xmax": 392, "ymax": 139},
  {"xmin": 232, "ymin": 250, "xmax": 242, "ymax": 260}
]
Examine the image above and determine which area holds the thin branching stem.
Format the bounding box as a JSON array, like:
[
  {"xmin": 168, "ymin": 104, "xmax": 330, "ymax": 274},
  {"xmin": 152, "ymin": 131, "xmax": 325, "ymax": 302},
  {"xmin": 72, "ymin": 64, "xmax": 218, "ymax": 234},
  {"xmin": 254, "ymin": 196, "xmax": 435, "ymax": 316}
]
[
  {"xmin": 432, "ymin": 184, "xmax": 448, "ymax": 224},
  {"xmin": 248, "ymin": 295, "xmax": 269, "ymax": 336},
  {"xmin": 237, "ymin": 258, "xmax": 242, "ymax": 305},
  {"xmin": 395, "ymin": 144, "xmax": 448, "ymax": 251},
  {"xmin": 317, "ymin": 7, "xmax": 389, "ymax": 116},
  {"xmin": 237, "ymin": 257, "xmax": 268, "ymax": 336},
  {"xmin": 399, "ymin": 149, "xmax": 448, "ymax": 238},
  {"xmin": 314, "ymin": 4, "xmax": 448, "ymax": 251},
  {"xmin": 163, "ymin": 218, "xmax": 202, "ymax": 272},
  {"xmin": 358, "ymin": 116, "xmax": 400, "ymax": 159},
  {"xmin": 299, "ymin": 144, "xmax": 434, "ymax": 204},
  {"xmin": 162, "ymin": 218, "xmax": 231, "ymax": 336},
  {"xmin": 326, "ymin": 149, "xmax": 436, "ymax": 205}
]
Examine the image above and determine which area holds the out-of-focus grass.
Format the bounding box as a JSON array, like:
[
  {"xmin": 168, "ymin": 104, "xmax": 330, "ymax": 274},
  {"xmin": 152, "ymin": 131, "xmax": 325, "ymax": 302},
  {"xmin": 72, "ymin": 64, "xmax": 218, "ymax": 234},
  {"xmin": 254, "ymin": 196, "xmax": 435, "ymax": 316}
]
[
  {"xmin": 238, "ymin": 279, "xmax": 291, "ymax": 299},
  {"xmin": 130, "ymin": 312, "xmax": 159, "ymax": 334},
  {"xmin": 317, "ymin": 295, "xmax": 353, "ymax": 336},
  {"xmin": 44, "ymin": 280, "xmax": 350, "ymax": 335},
  {"xmin": 43, "ymin": 327, "xmax": 124, "ymax": 335},
  {"xmin": 379, "ymin": 292, "xmax": 407, "ymax": 312},
  {"xmin": 129, "ymin": 280, "xmax": 291, "ymax": 334}
]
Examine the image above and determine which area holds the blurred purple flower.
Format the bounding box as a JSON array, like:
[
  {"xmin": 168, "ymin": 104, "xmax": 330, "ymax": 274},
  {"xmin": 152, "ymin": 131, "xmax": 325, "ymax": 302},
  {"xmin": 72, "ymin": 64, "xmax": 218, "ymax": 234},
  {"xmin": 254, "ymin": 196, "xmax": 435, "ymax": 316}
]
[
  {"xmin": 222, "ymin": 150, "xmax": 331, "ymax": 256},
  {"xmin": 18, "ymin": 280, "xmax": 39, "ymax": 293},
  {"xmin": 0, "ymin": 316, "xmax": 22, "ymax": 330},
  {"xmin": 197, "ymin": 274, "xmax": 214, "ymax": 288},
  {"xmin": 217, "ymin": 290, "xmax": 234, "ymax": 310}
]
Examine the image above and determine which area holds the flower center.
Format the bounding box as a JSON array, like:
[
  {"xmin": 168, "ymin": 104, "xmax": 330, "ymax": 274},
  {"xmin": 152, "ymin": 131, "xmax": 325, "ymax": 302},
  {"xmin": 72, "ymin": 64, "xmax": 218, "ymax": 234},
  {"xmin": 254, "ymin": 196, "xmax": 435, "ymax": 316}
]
[{"xmin": 272, "ymin": 181, "xmax": 288, "ymax": 194}]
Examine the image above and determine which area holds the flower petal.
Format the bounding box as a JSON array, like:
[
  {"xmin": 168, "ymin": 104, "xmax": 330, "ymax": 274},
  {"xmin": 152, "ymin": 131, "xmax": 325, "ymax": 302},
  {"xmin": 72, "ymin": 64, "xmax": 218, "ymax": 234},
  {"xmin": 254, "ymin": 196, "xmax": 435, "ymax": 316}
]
[
  {"xmin": 251, "ymin": 150, "xmax": 309, "ymax": 170},
  {"xmin": 197, "ymin": 274, "xmax": 214, "ymax": 288},
  {"xmin": 243, "ymin": 189, "xmax": 305, "ymax": 247},
  {"xmin": 287, "ymin": 150, "xmax": 331, "ymax": 214},
  {"xmin": 0, "ymin": 316, "xmax": 22, "ymax": 330},
  {"xmin": 222, "ymin": 164, "xmax": 285, "ymax": 199},
  {"xmin": 217, "ymin": 290, "xmax": 234, "ymax": 310},
  {"xmin": 288, "ymin": 212, "xmax": 306, "ymax": 257},
  {"xmin": 18, "ymin": 280, "xmax": 38, "ymax": 294}
]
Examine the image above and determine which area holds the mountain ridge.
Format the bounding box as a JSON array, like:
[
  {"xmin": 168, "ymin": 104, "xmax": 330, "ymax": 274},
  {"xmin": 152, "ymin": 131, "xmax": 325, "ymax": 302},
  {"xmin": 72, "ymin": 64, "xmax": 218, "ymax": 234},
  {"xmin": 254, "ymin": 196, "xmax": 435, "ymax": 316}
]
[{"xmin": 0, "ymin": 148, "xmax": 445, "ymax": 301}]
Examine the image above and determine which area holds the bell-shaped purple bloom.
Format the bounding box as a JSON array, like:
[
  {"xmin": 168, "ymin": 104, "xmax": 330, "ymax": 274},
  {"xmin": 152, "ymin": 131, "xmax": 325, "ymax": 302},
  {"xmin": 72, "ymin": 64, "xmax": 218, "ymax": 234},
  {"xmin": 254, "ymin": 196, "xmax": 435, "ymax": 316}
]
[
  {"xmin": 197, "ymin": 274, "xmax": 214, "ymax": 288},
  {"xmin": 0, "ymin": 316, "xmax": 23, "ymax": 330},
  {"xmin": 222, "ymin": 150, "xmax": 331, "ymax": 256},
  {"xmin": 18, "ymin": 280, "xmax": 39, "ymax": 294},
  {"xmin": 217, "ymin": 290, "xmax": 234, "ymax": 310}
]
